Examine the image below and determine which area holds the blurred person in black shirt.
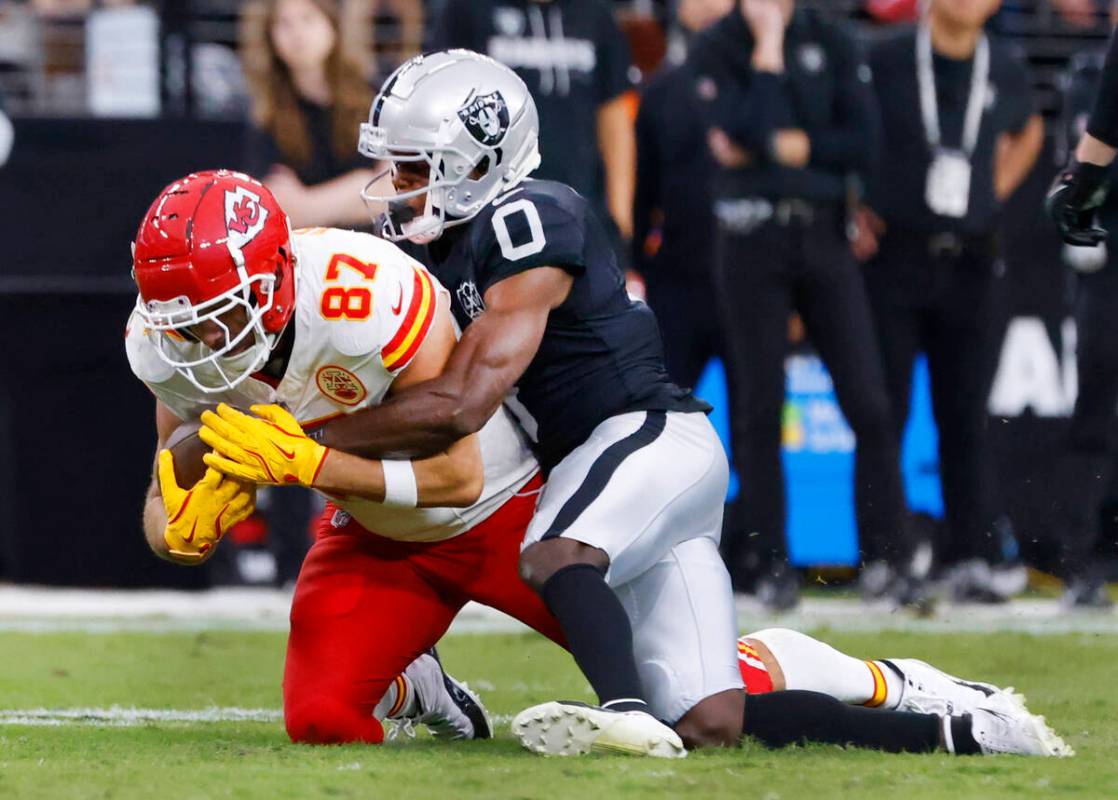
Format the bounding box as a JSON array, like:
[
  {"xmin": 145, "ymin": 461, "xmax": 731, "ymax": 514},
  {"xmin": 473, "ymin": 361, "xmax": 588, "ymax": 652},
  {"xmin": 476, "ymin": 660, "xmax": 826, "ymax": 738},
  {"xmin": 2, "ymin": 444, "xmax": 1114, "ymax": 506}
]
[
  {"xmin": 429, "ymin": 0, "xmax": 637, "ymax": 244},
  {"xmin": 856, "ymin": 0, "xmax": 1043, "ymax": 600},
  {"xmin": 632, "ymin": 0, "xmax": 733, "ymax": 389},
  {"xmin": 240, "ymin": 0, "xmax": 378, "ymax": 229},
  {"xmin": 691, "ymin": 0, "xmax": 913, "ymax": 609},
  {"xmin": 1049, "ymin": 6, "xmax": 1118, "ymax": 608}
]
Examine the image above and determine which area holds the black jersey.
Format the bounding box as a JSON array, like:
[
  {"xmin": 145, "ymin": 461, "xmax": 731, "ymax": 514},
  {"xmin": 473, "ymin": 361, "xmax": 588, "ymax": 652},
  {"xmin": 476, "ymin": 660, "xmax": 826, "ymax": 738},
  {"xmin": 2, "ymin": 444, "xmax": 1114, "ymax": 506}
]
[{"xmin": 426, "ymin": 179, "xmax": 709, "ymax": 473}]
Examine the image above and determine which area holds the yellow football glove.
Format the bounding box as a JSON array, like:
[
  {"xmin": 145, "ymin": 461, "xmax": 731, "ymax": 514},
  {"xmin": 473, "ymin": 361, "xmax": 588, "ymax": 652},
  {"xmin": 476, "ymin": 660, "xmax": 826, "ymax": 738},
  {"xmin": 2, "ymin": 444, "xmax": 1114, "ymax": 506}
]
[
  {"xmin": 199, "ymin": 403, "xmax": 330, "ymax": 488},
  {"xmin": 157, "ymin": 449, "xmax": 256, "ymax": 564}
]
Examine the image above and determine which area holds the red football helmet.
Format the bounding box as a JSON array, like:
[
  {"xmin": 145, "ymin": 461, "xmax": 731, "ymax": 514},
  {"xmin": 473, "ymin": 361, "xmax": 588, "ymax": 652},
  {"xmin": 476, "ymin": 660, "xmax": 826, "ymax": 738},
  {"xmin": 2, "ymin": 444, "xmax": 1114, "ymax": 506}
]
[{"xmin": 131, "ymin": 170, "xmax": 296, "ymax": 392}]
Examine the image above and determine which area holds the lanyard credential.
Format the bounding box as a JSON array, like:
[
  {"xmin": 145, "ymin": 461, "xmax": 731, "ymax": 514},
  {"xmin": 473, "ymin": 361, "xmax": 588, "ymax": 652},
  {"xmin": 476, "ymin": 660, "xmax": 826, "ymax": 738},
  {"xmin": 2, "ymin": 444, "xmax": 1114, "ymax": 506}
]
[
  {"xmin": 916, "ymin": 25, "xmax": 990, "ymax": 219},
  {"xmin": 916, "ymin": 24, "xmax": 989, "ymax": 156}
]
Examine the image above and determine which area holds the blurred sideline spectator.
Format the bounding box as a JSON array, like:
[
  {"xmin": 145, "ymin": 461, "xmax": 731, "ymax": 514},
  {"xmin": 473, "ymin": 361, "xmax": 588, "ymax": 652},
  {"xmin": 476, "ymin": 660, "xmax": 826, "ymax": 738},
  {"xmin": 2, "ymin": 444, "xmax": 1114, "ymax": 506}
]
[
  {"xmin": 429, "ymin": 0, "xmax": 638, "ymax": 245},
  {"xmin": 632, "ymin": 0, "xmax": 732, "ymax": 389},
  {"xmin": 1050, "ymin": 0, "xmax": 1118, "ymax": 608},
  {"xmin": 369, "ymin": 0, "xmax": 424, "ymax": 72},
  {"xmin": 856, "ymin": 0, "xmax": 1044, "ymax": 601},
  {"xmin": 240, "ymin": 0, "xmax": 377, "ymax": 229},
  {"xmin": 693, "ymin": 0, "xmax": 911, "ymax": 610}
]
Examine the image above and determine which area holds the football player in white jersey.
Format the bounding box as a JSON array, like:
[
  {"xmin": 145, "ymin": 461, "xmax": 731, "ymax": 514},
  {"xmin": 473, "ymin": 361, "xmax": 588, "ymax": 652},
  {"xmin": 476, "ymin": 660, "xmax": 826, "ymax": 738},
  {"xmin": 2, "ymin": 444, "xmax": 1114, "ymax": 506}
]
[{"xmin": 127, "ymin": 169, "xmax": 563, "ymax": 745}]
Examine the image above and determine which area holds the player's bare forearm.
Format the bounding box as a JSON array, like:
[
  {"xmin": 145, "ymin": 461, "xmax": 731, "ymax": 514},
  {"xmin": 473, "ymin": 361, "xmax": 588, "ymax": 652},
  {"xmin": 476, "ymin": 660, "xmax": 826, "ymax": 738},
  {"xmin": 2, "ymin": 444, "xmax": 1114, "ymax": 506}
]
[
  {"xmin": 142, "ymin": 401, "xmax": 180, "ymax": 562},
  {"xmin": 995, "ymin": 115, "xmax": 1044, "ymax": 201},
  {"xmin": 319, "ymin": 307, "xmax": 547, "ymax": 457},
  {"xmin": 142, "ymin": 477, "xmax": 176, "ymax": 562},
  {"xmin": 598, "ymin": 94, "xmax": 637, "ymax": 239},
  {"xmin": 312, "ymin": 433, "xmax": 483, "ymax": 507},
  {"xmin": 319, "ymin": 268, "xmax": 570, "ymax": 459}
]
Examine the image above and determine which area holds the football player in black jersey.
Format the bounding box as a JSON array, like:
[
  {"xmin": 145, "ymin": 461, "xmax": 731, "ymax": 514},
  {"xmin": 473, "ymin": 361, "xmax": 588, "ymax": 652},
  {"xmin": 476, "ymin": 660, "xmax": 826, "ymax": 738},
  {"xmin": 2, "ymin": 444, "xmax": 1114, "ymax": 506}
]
[{"xmin": 254, "ymin": 50, "xmax": 1060, "ymax": 758}]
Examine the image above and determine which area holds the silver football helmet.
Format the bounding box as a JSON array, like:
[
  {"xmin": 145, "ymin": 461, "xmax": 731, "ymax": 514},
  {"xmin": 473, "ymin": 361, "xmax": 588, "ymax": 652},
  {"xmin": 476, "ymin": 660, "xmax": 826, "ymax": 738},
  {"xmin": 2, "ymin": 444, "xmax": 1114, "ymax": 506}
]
[{"xmin": 359, "ymin": 49, "xmax": 541, "ymax": 243}]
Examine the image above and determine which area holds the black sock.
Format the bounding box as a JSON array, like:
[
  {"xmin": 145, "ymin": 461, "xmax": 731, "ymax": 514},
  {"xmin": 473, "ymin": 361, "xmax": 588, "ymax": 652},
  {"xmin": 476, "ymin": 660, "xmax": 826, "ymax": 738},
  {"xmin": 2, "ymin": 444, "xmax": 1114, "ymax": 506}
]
[
  {"xmin": 742, "ymin": 690, "xmax": 941, "ymax": 753},
  {"xmin": 540, "ymin": 563, "xmax": 647, "ymax": 713},
  {"xmin": 950, "ymin": 715, "xmax": 982, "ymax": 755}
]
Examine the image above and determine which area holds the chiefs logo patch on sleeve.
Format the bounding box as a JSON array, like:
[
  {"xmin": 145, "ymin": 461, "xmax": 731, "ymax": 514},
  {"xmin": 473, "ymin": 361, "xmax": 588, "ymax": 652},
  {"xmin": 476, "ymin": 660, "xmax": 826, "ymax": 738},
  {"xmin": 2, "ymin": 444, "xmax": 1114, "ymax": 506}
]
[{"xmin": 316, "ymin": 365, "xmax": 368, "ymax": 406}]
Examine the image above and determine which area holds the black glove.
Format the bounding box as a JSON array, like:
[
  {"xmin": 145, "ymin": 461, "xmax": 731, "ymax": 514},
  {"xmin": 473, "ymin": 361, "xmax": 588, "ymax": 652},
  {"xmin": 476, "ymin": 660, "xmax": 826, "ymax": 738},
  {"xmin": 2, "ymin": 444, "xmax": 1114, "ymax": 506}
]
[{"xmin": 1046, "ymin": 159, "xmax": 1110, "ymax": 247}]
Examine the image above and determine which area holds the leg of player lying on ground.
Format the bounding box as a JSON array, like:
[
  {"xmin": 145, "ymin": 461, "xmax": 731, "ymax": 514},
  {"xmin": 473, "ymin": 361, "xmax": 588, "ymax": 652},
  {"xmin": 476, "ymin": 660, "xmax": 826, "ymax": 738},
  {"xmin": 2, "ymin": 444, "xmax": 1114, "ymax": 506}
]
[{"xmin": 512, "ymin": 627, "xmax": 1073, "ymax": 758}]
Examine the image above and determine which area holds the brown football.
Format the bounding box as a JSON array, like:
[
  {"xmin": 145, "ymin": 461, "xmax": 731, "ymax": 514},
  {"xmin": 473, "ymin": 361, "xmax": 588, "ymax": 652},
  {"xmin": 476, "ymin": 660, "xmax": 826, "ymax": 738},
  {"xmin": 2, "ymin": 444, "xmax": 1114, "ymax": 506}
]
[{"xmin": 164, "ymin": 420, "xmax": 211, "ymax": 489}]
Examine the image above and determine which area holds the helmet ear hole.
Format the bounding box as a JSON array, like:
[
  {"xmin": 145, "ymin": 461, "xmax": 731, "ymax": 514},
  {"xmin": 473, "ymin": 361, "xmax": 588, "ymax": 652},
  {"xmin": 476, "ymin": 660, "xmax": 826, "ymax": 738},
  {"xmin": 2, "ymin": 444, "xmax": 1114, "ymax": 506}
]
[{"xmin": 472, "ymin": 155, "xmax": 491, "ymax": 179}]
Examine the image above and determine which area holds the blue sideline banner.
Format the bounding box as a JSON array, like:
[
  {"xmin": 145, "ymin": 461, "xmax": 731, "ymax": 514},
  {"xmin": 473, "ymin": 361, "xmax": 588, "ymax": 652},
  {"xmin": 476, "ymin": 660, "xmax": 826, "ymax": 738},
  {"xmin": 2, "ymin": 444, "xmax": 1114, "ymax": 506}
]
[{"xmin": 696, "ymin": 355, "xmax": 944, "ymax": 566}]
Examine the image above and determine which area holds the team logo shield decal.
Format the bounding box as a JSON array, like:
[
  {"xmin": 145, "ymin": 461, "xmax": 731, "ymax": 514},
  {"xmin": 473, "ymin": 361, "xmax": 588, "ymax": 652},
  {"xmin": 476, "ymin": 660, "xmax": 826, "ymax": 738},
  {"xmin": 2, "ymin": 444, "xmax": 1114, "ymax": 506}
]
[
  {"xmin": 457, "ymin": 91, "xmax": 510, "ymax": 147},
  {"xmin": 224, "ymin": 186, "xmax": 269, "ymax": 250},
  {"xmin": 316, "ymin": 365, "xmax": 368, "ymax": 407}
]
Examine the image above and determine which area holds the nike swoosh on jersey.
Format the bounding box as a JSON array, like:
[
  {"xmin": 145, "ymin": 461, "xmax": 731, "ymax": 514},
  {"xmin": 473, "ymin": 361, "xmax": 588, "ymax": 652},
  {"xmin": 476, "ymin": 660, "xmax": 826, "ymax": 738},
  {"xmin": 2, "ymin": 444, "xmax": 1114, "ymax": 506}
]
[{"xmin": 391, "ymin": 283, "xmax": 404, "ymax": 314}]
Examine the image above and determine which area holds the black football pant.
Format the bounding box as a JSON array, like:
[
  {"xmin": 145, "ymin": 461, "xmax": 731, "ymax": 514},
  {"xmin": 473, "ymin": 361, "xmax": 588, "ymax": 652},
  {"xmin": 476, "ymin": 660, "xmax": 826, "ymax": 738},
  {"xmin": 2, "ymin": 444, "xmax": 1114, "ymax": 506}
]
[
  {"xmin": 864, "ymin": 233, "xmax": 1001, "ymax": 565},
  {"xmin": 1056, "ymin": 263, "xmax": 1118, "ymax": 578},
  {"xmin": 714, "ymin": 208, "xmax": 907, "ymax": 574}
]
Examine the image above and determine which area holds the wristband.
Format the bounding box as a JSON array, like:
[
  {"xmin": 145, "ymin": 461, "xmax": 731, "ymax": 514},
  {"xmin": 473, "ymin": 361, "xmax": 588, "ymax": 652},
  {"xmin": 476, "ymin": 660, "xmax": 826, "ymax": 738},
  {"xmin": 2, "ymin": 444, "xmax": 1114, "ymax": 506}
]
[{"xmin": 382, "ymin": 459, "xmax": 418, "ymax": 507}]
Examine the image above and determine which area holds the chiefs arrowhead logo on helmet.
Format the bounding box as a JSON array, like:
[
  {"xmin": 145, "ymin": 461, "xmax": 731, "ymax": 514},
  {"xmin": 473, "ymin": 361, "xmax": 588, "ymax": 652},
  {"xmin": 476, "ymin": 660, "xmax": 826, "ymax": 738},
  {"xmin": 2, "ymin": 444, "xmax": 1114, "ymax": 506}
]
[{"xmin": 224, "ymin": 186, "xmax": 270, "ymax": 249}]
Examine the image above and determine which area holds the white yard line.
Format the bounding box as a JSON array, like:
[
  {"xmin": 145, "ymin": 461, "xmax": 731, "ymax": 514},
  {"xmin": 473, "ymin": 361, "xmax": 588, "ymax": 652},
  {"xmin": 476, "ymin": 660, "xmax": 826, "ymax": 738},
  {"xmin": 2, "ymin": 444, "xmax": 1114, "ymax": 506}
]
[
  {"xmin": 0, "ymin": 706, "xmax": 516, "ymax": 729},
  {"xmin": 0, "ymin": 585, "xmax": 1115, "ymax": 635},
  {"xmin": 0, "ymin": 706, "xmax": 282, "ymax": 726}
]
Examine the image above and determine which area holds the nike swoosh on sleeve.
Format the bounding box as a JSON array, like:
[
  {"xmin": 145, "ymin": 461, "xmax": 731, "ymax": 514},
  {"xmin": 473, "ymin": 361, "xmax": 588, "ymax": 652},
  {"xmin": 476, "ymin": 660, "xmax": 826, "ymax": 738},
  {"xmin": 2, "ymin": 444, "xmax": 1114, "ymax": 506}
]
[{"xmin": 391, "ymin": 283, "xmax": 404, "ymax": 315}]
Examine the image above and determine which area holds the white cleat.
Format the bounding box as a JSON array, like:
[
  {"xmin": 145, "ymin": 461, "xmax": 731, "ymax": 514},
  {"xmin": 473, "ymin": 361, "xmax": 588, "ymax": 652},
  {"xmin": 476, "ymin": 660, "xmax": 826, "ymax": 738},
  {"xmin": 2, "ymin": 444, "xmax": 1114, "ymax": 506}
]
[
  {"xmin": 511, "ymin": 701, "xmax": 687, "ymax": 759},
  {"xmin": 405, "ymin": 648, "xmax": 492, "ymax": 740},
  {"xmin": 968, "ymin": 705, "xmax": 1075, "ymax": 757},
  {"xmin": 885, "ymin": 658, "xmax": 1026, "ymax": 718}
]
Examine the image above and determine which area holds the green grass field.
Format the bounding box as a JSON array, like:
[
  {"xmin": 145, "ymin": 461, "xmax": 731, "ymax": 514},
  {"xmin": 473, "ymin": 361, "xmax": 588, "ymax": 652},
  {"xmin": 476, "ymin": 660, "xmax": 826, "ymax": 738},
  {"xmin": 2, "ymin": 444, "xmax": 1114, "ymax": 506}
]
[{"xmin": 0, "ymin": 628, "xmax": 1115, "ymax": 799}]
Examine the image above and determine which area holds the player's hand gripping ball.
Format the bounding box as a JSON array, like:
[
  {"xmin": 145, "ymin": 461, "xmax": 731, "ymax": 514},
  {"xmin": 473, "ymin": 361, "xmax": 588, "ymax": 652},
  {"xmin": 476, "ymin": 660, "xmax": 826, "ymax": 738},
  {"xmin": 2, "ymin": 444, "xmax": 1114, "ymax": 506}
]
[
  {"xmin": 199, "ymin": 403, "xmax": 330, "ymax": 488},
  {"xmin": 157, "ymin": 449, "xmax": 256, "ymax": 565}
]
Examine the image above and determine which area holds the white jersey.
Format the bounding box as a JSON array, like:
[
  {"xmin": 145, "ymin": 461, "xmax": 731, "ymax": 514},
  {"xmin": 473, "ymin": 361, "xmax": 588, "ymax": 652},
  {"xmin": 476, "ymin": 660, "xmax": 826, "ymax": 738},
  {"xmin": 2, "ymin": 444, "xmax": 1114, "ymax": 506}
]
[{"xmin": 126, "ymin": 227, "xmax": 538, "ymax": 542}]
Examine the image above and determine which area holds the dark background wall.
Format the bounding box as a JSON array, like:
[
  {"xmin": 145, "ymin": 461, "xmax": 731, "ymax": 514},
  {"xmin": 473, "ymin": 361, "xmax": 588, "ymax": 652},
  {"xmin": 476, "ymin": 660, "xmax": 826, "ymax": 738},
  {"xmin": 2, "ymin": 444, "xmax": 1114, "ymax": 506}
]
[{"xmin": 0, "ymin": 117, "xmax": 250, "ymax": 587}]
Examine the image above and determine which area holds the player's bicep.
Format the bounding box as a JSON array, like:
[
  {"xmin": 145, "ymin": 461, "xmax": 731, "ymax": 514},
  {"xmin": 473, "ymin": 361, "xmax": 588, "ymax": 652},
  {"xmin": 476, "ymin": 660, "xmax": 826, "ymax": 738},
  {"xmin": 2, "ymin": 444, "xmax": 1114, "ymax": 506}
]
[{"xmin": 454, "ymin": 267, "xmax": 569, "ymax": 390}]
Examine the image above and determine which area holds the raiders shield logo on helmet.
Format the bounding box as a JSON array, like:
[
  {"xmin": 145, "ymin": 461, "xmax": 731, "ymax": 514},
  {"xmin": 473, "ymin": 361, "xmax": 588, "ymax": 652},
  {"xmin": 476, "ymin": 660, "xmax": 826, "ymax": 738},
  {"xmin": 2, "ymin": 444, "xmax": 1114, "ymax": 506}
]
[{"xmin": 457, "ymin": 91, "xmax": 509, "ymax": 147}]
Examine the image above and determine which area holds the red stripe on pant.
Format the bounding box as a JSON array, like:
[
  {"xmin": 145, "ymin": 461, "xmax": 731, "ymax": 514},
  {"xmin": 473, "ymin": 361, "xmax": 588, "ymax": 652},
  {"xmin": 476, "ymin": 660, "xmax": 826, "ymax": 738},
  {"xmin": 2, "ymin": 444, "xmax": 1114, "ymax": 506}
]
[{"xmin": 283, "ymin": 475, "xmax": 564, "ymax": 744}]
